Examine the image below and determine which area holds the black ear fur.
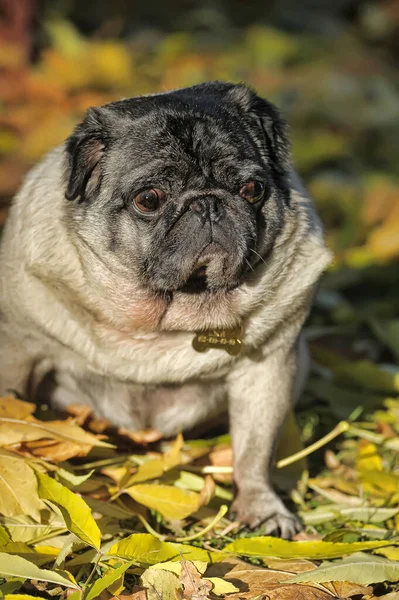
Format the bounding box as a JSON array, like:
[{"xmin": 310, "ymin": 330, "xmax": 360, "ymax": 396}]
[
  {"xmin": 65, "ymin": 107, "xmax": 110, "ymax": 201},
  {"xmin": 225, "ymin": 83, "xmax": 291, "ymax": 174},
  {"xmin": 250, "ymin": 94, "xmax": 291, "ymax": 174}
]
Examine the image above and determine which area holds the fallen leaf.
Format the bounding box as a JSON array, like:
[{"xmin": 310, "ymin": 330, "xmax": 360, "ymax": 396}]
[
  {"xmin": 0, "ymin": 417, "xmax": 113, "ymax": 450},
  {"xmin": 124, "ymin": 484, "xmax": 200, "ymax": 521},
  {"xmin": 86, "ymin": 561, "xmax": 134, "ymax": 600},
  {"xmin": 0, "ymin": 452, "xmax": 43, "ymax": 520},
  {"xmin": 356, "ymin": 441, "xmax": 383, "ymax": 472},
  {"xmin": 109, "ymin": 534, "xmax": 212, "ymax": 565},
  {"xmin": 36, "ymin": 472, "xmax": 101, "ymax": 549},
  {"xmin": 0, "ymin": 397, "xmax": 35, "ymax": 419},
  {"xmin": 287, "ymin": 552, "xmax": 399, "ymax": 585},
  {"xmin": 141, "ymin": 566, "xmax": 179, "ymax": 600},
  {"xmin": 178, "ymin": 559, "xmax": 212, "ymax": 599},
  {"xmin": 197, "ymin": 475, "xmax": 215, "ymax": 508},
  {"xmin": 0, "ymin": 552, "xmax": 78, "ymax": 589},
  {"xmin": 127, "ymin": 434, "xmax": 184, "ymax": 485},
  {"xmin": 223, "ymin": 536, "xmax": 395, "ymax": 559},
  {"xmin": 119, "ymin": 429, "xmax": 163, "ymax": 445}
]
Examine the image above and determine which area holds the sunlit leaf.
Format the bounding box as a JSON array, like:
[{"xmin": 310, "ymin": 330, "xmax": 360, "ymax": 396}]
[
  {"xmin": 0, "ymin": 552, "xmax": 79, "ymax": 589},
  {"xmin": 86, "ymin": 561, "xmax": 134, "ymax": 600},
  {"xmin": 36, "ymin": 472, "xmax": 101, "ymax": 550},
  {"xmin": 124, "ymin": 484, "xmax": 200, "ymax": 520},
  {"xmin": 0, "ymin": 453, "xmax": 43, "ymax": 520},
  {"xmin": 223, "ymin": 537, "xmax": 395, "ymax": 559},
  {"xmin": 287, "ymin": 552, "xmax": 399, "ymax": 584}
]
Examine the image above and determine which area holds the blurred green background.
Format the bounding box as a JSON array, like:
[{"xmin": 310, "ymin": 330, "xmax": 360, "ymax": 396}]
[{"xmin": 0, "ymin": 1, "xmax": 398, "ymax": 428}]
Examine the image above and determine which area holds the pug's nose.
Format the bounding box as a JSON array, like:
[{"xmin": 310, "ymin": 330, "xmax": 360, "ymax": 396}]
[{"xmin": 190, "ymin": 196, "xmax": 224, "ymax": 224}]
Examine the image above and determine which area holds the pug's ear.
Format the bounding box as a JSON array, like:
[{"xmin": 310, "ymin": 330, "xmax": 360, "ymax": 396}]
[
  {"xmin": 249, "ymin": 95, "xmax": 291, "ymax": 174},
  {"xmin": 226, "ymin": 84, "xmax": 291, "ymax": 175},
  {"xmin": 65, "ymin": 107, "xmax": 111, "ymax": 202}
]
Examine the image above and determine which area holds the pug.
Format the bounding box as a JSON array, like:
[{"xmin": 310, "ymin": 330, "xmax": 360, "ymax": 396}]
[{"xmin": 0, "ymin": 82, "xmax": 331, "ymax": 538}]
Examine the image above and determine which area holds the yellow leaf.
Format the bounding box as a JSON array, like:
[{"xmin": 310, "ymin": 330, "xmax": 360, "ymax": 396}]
[
  {"xmin": 223, "ymin": 537, "xmax": 395, "ymax": 559},
  {"xmin": 0, "ymin": 552, "xmax": 78, "ymax": 589},
  {"xmin": 0, "ymin": 542, "xmax": 58, "ymax": 566},
  {"xmin": 36, "ymin": 472, "xmax": 101, "ymax": 550},
  {"xmin": 152, "ymin": 559, "xmax": 208, "ymax": 576},
  {"xmin": 359, "ymin": 470, "xmax": 399, "ymax": 495},
  {"xmin": 125, "ymin": 484, "xmax": 199, "ymax": 520},
  {"xmin": 207, "ymin": 577, "xmax": 239, "ymax": 596},
  {"xmin": 0, "ymin": 397, "xmax": 35, "ymax": 419},
  {"xmin": 356, "ymin": 442, "xmax": 383, "ymax": 472},
  {"xmin": 375, "ymin": 546, "xmax": 399, "ymax": 560},
  {"xmin": 109, "ymin": 533, "xmax": 212, "ymax": 565},
  {"xmin": 86, "ymin": 561, "xmax": 134, "ymax": 600},
  {"xmin": 0, "ymin": 453, "xmax": 43, "ymax": 521},
  {"xmin": 128, "ymin": 434, "xmax": 184, "ymax": 485}
]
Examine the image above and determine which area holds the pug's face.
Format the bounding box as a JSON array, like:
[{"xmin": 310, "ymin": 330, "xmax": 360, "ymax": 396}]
[{"xmin": 65, "ymin": 82, "xmax": 291, "ymax": 296}]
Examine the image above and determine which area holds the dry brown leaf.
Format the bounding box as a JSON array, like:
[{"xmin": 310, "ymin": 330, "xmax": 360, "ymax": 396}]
[
  {"xmin": 89, "ymin": 417, "xmax": 112, "ymax": 433},
  {"xmin": 324, "ymin": 449, "xmax": 341, "ymax": 471},
  {"xmin": 197, "ymin": 475, "xmax": 216, "ymax": 508},
  {"xmin": 208, "ymin": 445, "xmax": 233, "ymax": 483},
  {"xmin": 178, "ymin": 559, "xmax": 212, "ymax": 600},
  {"xmin": 0, "ymin": 417, "xmax": 111, "ymax": 453},
  {"xmin": 64, "ymin": 403, "xmax": 94, "ymax": 425},
  {"xmin": 323, "ymin": 582, "xmax": 372, "ymax": 597},
  {"xmin": 210, "ymin": 559, "xmax": 371, "ymax": 600},
  {"xmin": 119, "ymin": 428, "xmax": 163, "ymax": 445},
  {"xmin": 20, "ymin": 438, "xmax": 92, "ymax": 461},
  {"xmin": 263, "ymin": 558, "xmax": 318, "ymax": 574}
]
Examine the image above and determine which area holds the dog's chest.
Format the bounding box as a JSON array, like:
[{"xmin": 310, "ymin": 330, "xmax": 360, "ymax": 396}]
[{"xmin": 87, "ymin": 326, "xmax": 238, "ymax": 384}]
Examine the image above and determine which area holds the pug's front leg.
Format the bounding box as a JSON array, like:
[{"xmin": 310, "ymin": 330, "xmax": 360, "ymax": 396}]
[{"xmin": 227, "ymin": 343, "xmax": 301, "ymax": 538}]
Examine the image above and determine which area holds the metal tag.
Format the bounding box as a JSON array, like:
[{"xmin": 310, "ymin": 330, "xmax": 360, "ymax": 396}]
[{"xmin": 192, "ymin": 326, "xmax": 243, "ymax": 356}]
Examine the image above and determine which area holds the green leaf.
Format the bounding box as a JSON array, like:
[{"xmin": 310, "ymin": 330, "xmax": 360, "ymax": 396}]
[
  {"xmin": 86, "ymin": 560, "xmax": 133, "ymax": 600},
  {"xmin": 36, "ymin": 472, "xmax": 101, "ymax": 550},
  {"xmin": 301, "ymin": 505, "xmax": 399, "ymax": 525},
  {"xmin": 56, "ymin": 467, "xmax": 95, "ymax": 488},
  {"xmin": 332, "ymin": 360, "xmax": 399, "ymax": 393},
  {"xmin": 370, "ymin": 318, "xmax": 399, "ymax": 360},
  {"xmin": 124, "ymin": 484, "xmax": 199, "ymax": 520},
  {"xmin": 0, "ymin": 523, "xmax": 11, "ymax": 544},
  {"xmin": 287, "ymin": 553, "xmax": 399, "ymax": 585},
  {"xmin": 0, "ymin": 542, "xmax": 57, "ymax": 567},
  {"xmin": 0, "ymin": 552, "xmax": 79, "ymax": 589},
  {"xmin": 109, "ymin": 533, "xmax": 212, "ymax": 565},
  {"xmin": 0, "ymin": 579, "xmax": 25, "ymax": 596},
  {"xmin": 223, "ymin": 537, "xmax": 395, "ymax": 559}
]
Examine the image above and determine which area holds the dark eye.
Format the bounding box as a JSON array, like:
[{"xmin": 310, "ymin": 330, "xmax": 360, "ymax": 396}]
[
  {"xmin": 240, "ymin": 181, "xmax": 265, "ymax": 204},
  {"xmin": 133, "ymin": 189, "xmax": 165, "ymax": 213}
]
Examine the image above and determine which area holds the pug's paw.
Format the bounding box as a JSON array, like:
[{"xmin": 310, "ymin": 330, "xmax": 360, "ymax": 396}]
[{"xmin": 230, "ymin": 491, "xmax": 301, "ymax": 539}]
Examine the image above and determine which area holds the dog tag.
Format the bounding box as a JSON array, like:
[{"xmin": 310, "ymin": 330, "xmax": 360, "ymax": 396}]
[{"xmin": 192, "ymin": 326, "xmax": 243, "ymax": 356}]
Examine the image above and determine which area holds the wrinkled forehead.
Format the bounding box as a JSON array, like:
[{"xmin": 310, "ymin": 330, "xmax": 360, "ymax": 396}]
[{"xmin": 110, "ymin": 107, "xmax": 265, "ymax": 184}]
